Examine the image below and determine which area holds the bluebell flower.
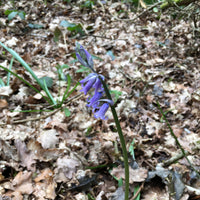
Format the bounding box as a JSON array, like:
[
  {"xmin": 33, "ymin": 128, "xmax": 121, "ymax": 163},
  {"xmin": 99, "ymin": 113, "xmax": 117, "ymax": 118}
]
[
  {"xmin": 93, "ymin": 76, "xmax": 104, "ymax": 94},
  {"xmin": 94, "ymin": 100, "xmax": 113, "ymax": 120},
  {"xmin": 80, "ymin": 73, "xmax": 104, "ymax": 95},
  {"xmin": 76, "ymin": 43, "xmax": 113, "ymax": 120},
  {"xmin": 80, "ymin": 73, "xmax": 97, "ymax": 95},
  {"xmin": 87, "ymin": 92, "xmax": 103, "ymax": 109},
  {"xmin": 75, "ymin": 42, "xmax": 94, "ymax": 69}
]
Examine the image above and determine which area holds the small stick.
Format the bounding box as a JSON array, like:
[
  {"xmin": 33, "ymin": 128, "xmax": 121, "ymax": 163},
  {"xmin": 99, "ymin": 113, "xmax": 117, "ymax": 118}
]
[
  {"xmin": 130, "ymin": 182, "xmax": 144, "ymax": 200},
  {"xmin": 162, "ymin": 151, "xmax": 189, "ymax": 167},
  {"xmin": 0, "ymin": 94, "xmax": 83, "ymax": 125}
]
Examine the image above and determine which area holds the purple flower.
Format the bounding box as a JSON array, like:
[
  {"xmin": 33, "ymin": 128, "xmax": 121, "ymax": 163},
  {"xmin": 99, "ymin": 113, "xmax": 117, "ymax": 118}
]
[
  {"xmin": 87, "ymin": 92, "xmax": 103, "ymax": 109},
  {"xmin": 80, "ymin": 73, "xmax": 97, "ymax": 95},
  {"xmin": 94, "ymin": 100, "xmax": 114, "ymax": 120},
  {"xmin": 93, "ymin": 75, "xmax": 104, "ymax": 94},
  {"xmin": 75, "ymin": 42, "xmax": 94, "ymax": 69},
  {"xmin": 94, "ymin": 103, "xmax": 110, "ymax": 120},
  {"xmin": 80, "ymin": 73, "xmax": 104, "ymax": 95},
  {"xmin": 76, "ymin": 43, "xmax": 113, "ymax": 120}
]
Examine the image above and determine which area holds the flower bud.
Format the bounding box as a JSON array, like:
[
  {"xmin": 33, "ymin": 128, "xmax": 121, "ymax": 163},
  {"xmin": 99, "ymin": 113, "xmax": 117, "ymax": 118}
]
[{"xmin": 75, "ymin": 42, "xmax": 94, "ymax": 69}]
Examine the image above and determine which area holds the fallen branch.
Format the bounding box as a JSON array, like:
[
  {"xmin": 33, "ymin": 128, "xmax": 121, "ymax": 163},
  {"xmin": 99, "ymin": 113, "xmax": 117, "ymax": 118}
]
[
  {"xmin": 162, "ymin": 151, "xmax": 189, "ymax": 167},
  {"xmin": 160, "ymin": 0, "xmax": 198, "ymax": 10}
]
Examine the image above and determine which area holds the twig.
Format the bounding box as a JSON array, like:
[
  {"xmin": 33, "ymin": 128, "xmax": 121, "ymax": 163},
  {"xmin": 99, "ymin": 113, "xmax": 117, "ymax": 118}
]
[
  {"xmin": 130, "ymin": 182, "xmax": 144, "ymax": 200},
  {"xmin": 88, "ymin": 34, "xmax": 127, "ymax": 41},
  {"xmin": 162, "ymin": 151, "xmax": 189, "ymax": 167},
  {"xmin": 111, "ymin": 1, "xmax": 162, "ymax": 22}
]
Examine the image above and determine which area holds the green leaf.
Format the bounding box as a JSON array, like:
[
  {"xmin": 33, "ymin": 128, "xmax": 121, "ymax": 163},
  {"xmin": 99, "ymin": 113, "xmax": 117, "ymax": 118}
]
[
  {"xmin": 134, "ymin": 185, "xmax": 141, "ymax": 200},
  {"xmin": 60, "ymin": 64, "xmax": 70, "ymax": 69},
  {"xmin": 64, "ymin": 108, "xmax": 71, "ymax": 117},
  {"xmin": 85, "ymin": 126, "xmax": 92, "ymax": 136},
  {"xmin": 110, "ymin": 90, "xmax": 122, "ymax": 101},
  {"xmin": 18, "ymin": 11, "xmax": 26, "ymax": 20},
  {"xmin": 81, "ymin": 0, "xmax": 94, "ymax": 8},
  {"xmin": 91, "ymin": 55, "xmax": 103, "ymax": 61},
  {"xmin": 39, "ymin": 76, "xmax": 53, "ymax": 88},
  {"xmin": 53, "ymin": 27, "xmax": 62, "ymax": 42},
  {"xmin": 0, "ymin": 42, "xmax": 56, "ymax": 105},
  {"xmin": 57, "ymin": 64, "xmax": 70, "ymax": 80},
  {"xmin": 28, "ymin": 23, "xmax": 44, "ymax": 29},
  {"xmin": 60, "ymin": 81, "xmax": 80, "ymax": 106},
  {"xmin": 0, "ymin": 78, "xmax": 5, "ymax": 88},
  {"xmin": 76, "ymin": 66, "xmax": 90, "ymax": 73},
  {"xmin": 4, "ymin": 9, "xmax": 13, "ymax": 15},
  {"xmin": 60, "ymin": 20, "xmax": 84, "ymax": 35},
  {"xmin": 106, "ymin": 50, "xmax": 115, "ymax": 61},
  {"xmin": 60, "ymin": 20, "xmax": 77, "ymax": 28},
  {"xmin": 129, "ymin": 139, "xmax": 135, "ymax": 160},
  {"xmin": 4, "ymin": 10, "xmax": 17, "ymax": 15},
  {"xmin": 153, "ymin": 7, "xmax": 159, "ymax": 12},
  {"xmin": 0, "ymin": 65, "xmax": 43, "ymax": 98},
  {"xmin": 42, "ymin": 78, "xmax": 57, "ymax": 105},
  {"xmin": 8, "ymin": 11, "xmax": 18, "ymax": 20},
  {"xmin": 118, "ymin": 178, "xmax": 123, "ymax": 187}
]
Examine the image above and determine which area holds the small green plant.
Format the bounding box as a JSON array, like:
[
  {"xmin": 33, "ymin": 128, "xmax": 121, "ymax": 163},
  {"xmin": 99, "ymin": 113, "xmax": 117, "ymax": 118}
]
[
  {"xmin": 0, "ymin": 78, "xmax": 5, "ymax": 89},
  {"xmin": 76, "ymin": 65, "xmax": 90, "ymax": 73},
  {"xmin": 56, "ymin": 64, "xmax": 70, "ymax": 81},
  {"xmin": 0, "ymin": 42, "xmax": 79, "ymax": 112},
  {"xmin": 4, "ymin": 9, "xmax": 26, "ymax": 20},
  {"xmin": 87, "ymin": 193, "xmax": 95, "ymax": 200},
  {"xmin": 60, "ymin": 20, "xmax": 85, "ymax": 37},
  {"xmin": 134, "ymin": 185, "xmax": 141, "ymax": 200},
  {"xmin": 110, "ymin": 90, "xmax": 122, "ymax": 102},
  {"xmin": 81, "ymin": 0, "xmax": 94, "ymax": 10},
  {"xmin": 129, "ymin": 139, "xmax": 136, "ymax": 160}
]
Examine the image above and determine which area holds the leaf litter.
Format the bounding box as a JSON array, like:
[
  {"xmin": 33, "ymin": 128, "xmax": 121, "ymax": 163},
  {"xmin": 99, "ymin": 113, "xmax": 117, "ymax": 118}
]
[{"xmin": 0, "ymin": 0, "xmax": 200, "ymax": 199}]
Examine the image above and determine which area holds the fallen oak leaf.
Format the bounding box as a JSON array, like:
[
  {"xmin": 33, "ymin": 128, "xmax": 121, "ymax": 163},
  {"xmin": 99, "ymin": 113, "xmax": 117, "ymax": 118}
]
[{"xmin": 15, "ymin": 139, "xmax": 36, "ymax": 171}]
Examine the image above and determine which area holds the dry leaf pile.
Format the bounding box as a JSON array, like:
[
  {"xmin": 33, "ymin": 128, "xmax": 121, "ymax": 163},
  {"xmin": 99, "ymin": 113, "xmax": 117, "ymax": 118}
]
[{"xmin": 0, "ymin": 0, "xmax": 200, "ymax": 199}]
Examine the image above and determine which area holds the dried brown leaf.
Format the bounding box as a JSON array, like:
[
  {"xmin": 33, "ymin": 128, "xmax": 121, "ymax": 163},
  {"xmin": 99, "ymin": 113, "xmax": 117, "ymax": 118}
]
[
  {"xmin": 37, "ymin": 129, "xmax": 59, "ymax": 149},
  {"xmin": 15, "ymin": 140, "xmax": 36, "ymax": 171},
  {"xmin": 54, "ymin": 155, "xmax": 81, "ymax": 182},
  {"xmin": 111, "ymin": 166, "xmax": 147, "ymax": 184},
  {"xmin": 34, "ymin": 168, "xmax": 56, "ymax": 200}
]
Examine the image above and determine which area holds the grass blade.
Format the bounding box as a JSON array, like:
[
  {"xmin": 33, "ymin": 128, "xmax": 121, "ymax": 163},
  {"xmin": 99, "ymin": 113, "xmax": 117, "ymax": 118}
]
[
  {"xmin": 0, "ymin": 65, "xmax": 50, "ymax": 103},
  {"xmin": 7, "ymin": 57, "xmax": 14, "ymax": 86},
  {"xmin": 0, "ymin": 41, "xmax": 56, "ymax": 105}
]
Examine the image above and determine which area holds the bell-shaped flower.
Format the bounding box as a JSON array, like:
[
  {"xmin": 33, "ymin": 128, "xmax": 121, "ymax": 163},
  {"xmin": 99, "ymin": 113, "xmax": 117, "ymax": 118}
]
[
  {"xmin": 75, "ymin": 42, "xmax": 94, "ymax": 69},
  {"xmin": 87, "ymin": 92, "xmax": 103, "ymax": 109},
  {"xmin": 80, "ymin": 73, "xmax": 97, "ymax": 95},
  {"xmin": 94, "ymin": 99, "xmax": 113, "ymax": 120},
  {"xmin": 80, "ymin": 73, "xmax": 104, "ymax": 95},
  {"xmin": 93, "ymin": 75, "xmax": 104, "ymax": 94}
]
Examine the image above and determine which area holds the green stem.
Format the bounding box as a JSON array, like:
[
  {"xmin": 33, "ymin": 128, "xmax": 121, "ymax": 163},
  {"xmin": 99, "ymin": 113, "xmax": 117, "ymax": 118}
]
[
  {"xmin": 7, "ymin": 57, "xmax": 14, "ymax": 86},
  {"xmin": 157, "ymin": 101, "xmax": 200, "ymax": 177},
  {"xmin": 94, "ymin": 70, "xmax": 129, "ymax": 200}
]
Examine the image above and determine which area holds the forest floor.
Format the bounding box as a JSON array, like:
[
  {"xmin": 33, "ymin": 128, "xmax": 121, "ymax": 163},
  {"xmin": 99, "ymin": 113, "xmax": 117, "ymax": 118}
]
[{"xmin": 0, "ymin": 0, "xmax": 200, "ymax": 200}]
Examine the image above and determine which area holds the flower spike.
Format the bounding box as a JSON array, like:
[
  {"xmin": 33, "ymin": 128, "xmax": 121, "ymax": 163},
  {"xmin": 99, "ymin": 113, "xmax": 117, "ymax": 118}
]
[{"xmin": 75, "ymin": 42, "xmax": 94, "ymax": 69}]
